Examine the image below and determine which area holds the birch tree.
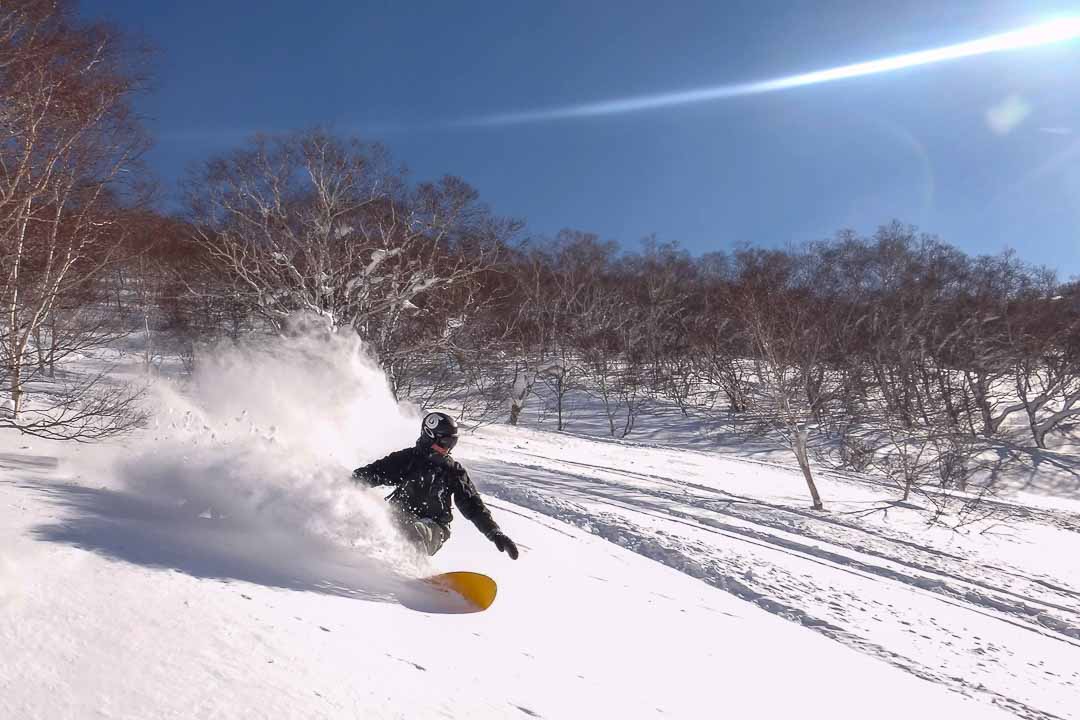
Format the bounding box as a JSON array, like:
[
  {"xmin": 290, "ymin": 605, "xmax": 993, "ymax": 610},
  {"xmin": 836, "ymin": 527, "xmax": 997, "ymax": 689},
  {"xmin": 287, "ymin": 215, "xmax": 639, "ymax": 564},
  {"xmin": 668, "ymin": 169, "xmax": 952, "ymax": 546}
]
[
  {"xmin": 736, "ymin": 249, "xmax": 828, "ymax": 509},
  {"xmin": 0, "ymin": 0, "xmax": 149, "ymax": 438}
]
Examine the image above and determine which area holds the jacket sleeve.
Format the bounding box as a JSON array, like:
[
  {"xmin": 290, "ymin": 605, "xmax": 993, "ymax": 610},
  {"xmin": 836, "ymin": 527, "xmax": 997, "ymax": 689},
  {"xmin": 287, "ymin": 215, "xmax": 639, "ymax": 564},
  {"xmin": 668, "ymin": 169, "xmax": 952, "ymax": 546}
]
[
  {"xmin": 352, "ymin": 449, "xmax": 411, "ymax": 488},
  {"xmin": 450, "ymin": 463, "xmax": 501, "ymax": 538}
]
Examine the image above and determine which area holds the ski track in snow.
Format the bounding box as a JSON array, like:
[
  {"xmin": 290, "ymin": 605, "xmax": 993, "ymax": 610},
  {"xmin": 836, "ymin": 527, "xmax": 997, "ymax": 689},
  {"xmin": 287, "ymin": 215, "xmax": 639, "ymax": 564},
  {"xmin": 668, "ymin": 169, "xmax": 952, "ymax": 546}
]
[{"xmin": 465, "ymin": 428, "xmax": 1080, "ymax": 720}]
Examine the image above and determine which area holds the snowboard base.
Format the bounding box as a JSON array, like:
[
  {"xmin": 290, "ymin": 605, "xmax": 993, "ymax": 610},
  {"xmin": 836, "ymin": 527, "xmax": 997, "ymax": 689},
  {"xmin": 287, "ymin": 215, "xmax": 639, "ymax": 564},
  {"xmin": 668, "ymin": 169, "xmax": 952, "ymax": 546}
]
[{"xmin": 422, "ymin": 571, "xmax": 497, "ymax": 612}]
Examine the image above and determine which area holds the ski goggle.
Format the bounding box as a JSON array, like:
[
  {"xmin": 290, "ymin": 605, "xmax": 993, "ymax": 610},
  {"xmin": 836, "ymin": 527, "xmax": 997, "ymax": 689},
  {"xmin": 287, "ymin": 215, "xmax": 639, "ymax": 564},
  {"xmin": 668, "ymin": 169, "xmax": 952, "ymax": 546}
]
[{"xmin": 434, "ymin": 434, "xmax": 458, "ymax": 452}]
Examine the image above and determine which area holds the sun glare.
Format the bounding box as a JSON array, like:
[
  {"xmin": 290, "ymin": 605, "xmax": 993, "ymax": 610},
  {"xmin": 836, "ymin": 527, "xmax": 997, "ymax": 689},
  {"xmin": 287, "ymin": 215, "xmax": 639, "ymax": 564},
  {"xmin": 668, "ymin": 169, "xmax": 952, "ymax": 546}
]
[{"xmin": 466, "ymin": 17, "xmax": 1080, "ymax": 126}]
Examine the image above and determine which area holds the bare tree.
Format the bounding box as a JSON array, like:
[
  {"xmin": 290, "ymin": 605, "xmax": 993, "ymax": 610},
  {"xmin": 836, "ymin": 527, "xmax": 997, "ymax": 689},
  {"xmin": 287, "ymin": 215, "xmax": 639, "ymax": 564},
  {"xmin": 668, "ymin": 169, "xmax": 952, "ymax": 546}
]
[
  {"xmin": 502, "ymin": 231, "xmax": 617, "ymax": 429},
  {"xmin": 1013, "ymin": 351, "xmax": 1080, "ymax": 449},
  {"xmin": 735, "ymin": 250, "xmax": 828, "ymax": 509},
  {"xmin": 946, "ymin": 252, "xmax": 1050, "ymax": 437},
  {"xmin": 626, "ymin": 238, "xmax": 697, "ymax": 415},
  {"xmin": 692, "ymin": 253, "xmax": 754, "ymax": 416},
  {"xmin": 582, "ymin": 304, "xmax": 651, "ymax": 440},
  {"xmin": 0, "ymin": 0, "xmax": 149, "ymax": 439},
  {"xmin": 185, "ymin": 130, "xmax": 516, "ymax": 398}
]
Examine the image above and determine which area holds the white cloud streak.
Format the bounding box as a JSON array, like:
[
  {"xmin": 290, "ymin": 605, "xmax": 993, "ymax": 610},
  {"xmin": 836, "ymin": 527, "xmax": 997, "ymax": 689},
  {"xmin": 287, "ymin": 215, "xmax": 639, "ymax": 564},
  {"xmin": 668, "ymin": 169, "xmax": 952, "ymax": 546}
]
[{"xmin": 461, "ymin": 17, "xmax": 1080, "ymax": 127}]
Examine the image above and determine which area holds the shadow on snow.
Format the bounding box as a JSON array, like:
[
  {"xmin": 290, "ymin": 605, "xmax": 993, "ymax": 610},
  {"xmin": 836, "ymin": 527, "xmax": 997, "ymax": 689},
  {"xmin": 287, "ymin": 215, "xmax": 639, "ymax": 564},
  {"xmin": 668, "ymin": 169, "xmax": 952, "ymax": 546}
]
[{"xmin": 23, "ymin": 479, "xmax": 463, "ymax": 613}]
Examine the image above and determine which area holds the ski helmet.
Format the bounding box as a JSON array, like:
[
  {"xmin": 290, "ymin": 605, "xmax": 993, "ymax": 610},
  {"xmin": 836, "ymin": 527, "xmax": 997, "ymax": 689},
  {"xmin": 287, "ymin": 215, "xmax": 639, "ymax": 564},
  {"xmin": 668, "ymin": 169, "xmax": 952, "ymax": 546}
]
[{"xmin": 421, "ymin": 411, "xmax": 459, "ymax": 452}]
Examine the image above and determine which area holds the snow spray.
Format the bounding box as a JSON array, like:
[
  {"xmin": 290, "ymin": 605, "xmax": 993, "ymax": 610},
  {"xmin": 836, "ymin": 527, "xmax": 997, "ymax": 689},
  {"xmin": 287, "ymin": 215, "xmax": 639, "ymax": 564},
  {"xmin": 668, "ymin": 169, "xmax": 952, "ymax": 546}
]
[{"xmin": 113, "ymin": 317, "xmax": 430, "ymax": 575}]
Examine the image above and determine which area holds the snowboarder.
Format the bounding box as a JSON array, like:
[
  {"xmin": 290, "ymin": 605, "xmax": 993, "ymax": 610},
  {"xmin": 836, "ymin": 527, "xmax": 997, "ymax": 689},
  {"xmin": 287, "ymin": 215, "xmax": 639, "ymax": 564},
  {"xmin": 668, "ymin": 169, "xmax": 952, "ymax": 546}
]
[{"xmin": 352, "ymin": 412, "xmax": 520, "ymax": 559}]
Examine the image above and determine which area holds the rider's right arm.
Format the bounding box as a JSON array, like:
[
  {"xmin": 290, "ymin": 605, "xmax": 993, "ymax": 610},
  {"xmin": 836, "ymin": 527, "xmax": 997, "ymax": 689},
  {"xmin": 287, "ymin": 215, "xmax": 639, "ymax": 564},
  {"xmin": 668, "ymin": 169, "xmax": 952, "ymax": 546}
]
[{"xmin": 352, "ymin": 449, "xmax": 411, "ymax": 487}]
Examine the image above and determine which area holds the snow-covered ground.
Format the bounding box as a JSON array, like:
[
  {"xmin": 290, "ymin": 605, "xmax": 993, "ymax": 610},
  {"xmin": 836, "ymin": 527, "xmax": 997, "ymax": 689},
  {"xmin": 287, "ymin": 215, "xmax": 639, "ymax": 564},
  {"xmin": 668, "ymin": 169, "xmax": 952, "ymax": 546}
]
[
  {"xmin": 463, "ymin": 424, "xmax": 1080, "ymax": 720},
  {"xmin": 2, "ymin": 334, "xmax": 1077, "ymax": 719}
]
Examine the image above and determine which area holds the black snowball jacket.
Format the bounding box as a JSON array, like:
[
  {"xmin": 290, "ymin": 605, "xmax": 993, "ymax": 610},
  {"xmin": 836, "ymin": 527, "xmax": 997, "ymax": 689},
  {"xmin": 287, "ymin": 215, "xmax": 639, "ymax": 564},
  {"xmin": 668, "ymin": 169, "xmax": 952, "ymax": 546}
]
[{"xmin": 352, "ymin": 443, "xmax": 501, "ymax": 538}]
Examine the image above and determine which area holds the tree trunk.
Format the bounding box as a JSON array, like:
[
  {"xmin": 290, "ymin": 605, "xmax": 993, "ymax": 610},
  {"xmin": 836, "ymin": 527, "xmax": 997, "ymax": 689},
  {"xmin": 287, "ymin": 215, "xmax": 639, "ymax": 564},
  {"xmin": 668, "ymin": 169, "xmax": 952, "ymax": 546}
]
[
  {"xmin": 1025, "ymin": 404, "xmax": 1046, "ymax": 450},
  {"xmin": 508, "ymin": 366, "xmax": 534, "ymax": 426},
  {"xmin": 47, "ymin": 313, "xmax": 57, "ymax": 378},
  {"xmin": 10, "ymin": 357, "xmax": 23, "ymax": 417},
  {"xmin": 34, "ymin": 326, "xmax": 46, "ymax": 371},
  {"xmin": 544, "ymin": 364, "xmax": 569, "ymax": 432},
  {"xmin": 143, "ymin": 313, "xmax": 154, "ymax": 376},
  {"xmin": 555, "ymin": 375, "xmax": 564, "ymax": 431},
  {"xmin": 792, "ymin": 426, "xmax": 824, "ymax": 510},
  {"xmin": 1032, "ymin": 424, "xmax": 1048, "ymax": 450}
]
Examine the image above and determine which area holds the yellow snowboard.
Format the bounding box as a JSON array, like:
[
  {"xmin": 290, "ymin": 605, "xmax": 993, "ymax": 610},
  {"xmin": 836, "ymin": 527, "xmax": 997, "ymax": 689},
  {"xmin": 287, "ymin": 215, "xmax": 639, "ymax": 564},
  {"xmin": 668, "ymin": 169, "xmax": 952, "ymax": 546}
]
[{"xmin": 423, "ymin": 571, "xmax": 498, "ymax": 612}]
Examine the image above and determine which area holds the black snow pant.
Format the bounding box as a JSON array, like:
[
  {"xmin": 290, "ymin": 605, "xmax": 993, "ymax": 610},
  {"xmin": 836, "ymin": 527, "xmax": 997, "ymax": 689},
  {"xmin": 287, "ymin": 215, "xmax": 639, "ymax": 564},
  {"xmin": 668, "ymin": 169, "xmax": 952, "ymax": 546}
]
[{"xmin": 395, "ymin": 511, "xmax": 450, "ymax": 556}]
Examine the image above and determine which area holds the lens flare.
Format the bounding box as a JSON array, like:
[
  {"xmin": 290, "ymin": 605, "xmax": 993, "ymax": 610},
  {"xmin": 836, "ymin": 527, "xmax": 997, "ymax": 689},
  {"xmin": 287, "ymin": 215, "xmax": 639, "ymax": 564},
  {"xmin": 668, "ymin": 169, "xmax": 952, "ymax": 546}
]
[{"xmin": 463, "ymin": 17, "xmax": 1080, "ymax": 127}]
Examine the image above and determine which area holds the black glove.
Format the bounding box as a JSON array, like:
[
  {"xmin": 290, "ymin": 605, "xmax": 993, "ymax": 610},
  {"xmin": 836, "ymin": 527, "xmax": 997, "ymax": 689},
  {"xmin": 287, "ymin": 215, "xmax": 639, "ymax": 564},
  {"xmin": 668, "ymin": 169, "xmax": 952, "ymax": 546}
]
[{"xmin": 490, "ymin": 531, "xmax": 519, "ymax": 560}]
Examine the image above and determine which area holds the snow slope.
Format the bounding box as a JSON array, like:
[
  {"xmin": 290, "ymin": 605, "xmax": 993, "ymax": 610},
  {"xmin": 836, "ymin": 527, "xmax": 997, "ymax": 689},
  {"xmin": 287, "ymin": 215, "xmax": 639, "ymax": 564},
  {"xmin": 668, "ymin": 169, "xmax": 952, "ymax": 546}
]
[
  {"xmin": 460, "ymin": 423, "xmax": 1080, "ymax": 720},
  {"xmin": 0, "ymin": 437, "xmax": 1014, "ymax": 720},
  {"xmin": 1, "ymin": 334, "xmax": 1075, "ymax": 719}
]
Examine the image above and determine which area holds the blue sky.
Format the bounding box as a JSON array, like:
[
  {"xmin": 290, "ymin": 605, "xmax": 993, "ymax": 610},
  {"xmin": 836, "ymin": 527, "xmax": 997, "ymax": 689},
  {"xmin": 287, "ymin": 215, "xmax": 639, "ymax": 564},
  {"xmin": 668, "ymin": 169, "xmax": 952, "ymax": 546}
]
[{"xmin": 83, "ymin": 0, "xmax": 1080, "ymax": 277}]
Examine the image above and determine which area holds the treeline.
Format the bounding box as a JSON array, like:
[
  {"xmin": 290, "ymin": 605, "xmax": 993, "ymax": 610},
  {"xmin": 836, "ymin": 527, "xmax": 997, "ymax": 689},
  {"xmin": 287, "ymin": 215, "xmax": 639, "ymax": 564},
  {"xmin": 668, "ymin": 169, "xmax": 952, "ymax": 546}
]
[
  {"xmin": 476, "ymin": 224, "xmax": 1079, "ymax": 512},
  {"xmin": 122, "ymin": 127, "xmax": 1078, "ymax": 513},
  {"xmin": 3, "ymin": 2, "xmax": 1078, "ymax": 516}
]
